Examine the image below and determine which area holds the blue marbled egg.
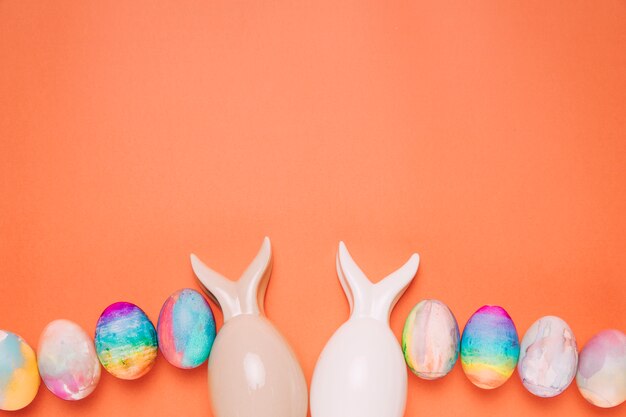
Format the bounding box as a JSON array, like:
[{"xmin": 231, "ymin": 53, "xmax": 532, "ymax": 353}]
[{"xmin": 157, "ymin": 288, "xmax": 216, "ymax": 369}]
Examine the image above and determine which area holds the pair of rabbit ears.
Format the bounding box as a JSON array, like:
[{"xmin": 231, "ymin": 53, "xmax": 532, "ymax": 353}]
[
  {"xmin": 191, "ymin": 238, "xmax": 419, "ymax": 323},
  {"xmin": 190, "ymin": 237, "xmax": 272, "ymax": 322},
  {"xmin": 336, "ymin": 242, "xmax": 420, "ymax": 322}
]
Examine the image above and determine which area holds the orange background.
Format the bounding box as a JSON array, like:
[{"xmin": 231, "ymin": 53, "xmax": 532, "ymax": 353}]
[{"xmin": 1, "ymin": 1, "xmax": 625, "ymax": 416}]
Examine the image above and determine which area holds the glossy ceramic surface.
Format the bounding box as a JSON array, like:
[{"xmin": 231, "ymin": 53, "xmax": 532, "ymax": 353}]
[
  {"xmin": 310, "ymin": 242, "xmax": 419, "ymax": 417},
  {"xmin": 191, "ymin": 237, "xmax": 307, "ymax": 417},
  {"xmin": 208, "ymin": 314, "xmax": 307, "ymax": 416}
]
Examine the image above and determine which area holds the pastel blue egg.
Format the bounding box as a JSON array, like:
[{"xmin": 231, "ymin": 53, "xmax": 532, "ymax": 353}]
[{"xmin": 157, "ymin": 288, "xmax": 216, "ymax": 369}]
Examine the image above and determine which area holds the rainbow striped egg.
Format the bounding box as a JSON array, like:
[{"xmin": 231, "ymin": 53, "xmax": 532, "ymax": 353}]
[
  {"xmin": 460, "ymin": 305, "xmax": 520, "ymax": 389},
  {"xmin": 95, "ymin": 302, "xmax": 158, "ymax": 380},
  {"xmin": 0, "ymin": 330, "xmax": 40, "ymax": 411},
  {"xmin": 157, "ymin": 288, "xmax": 216, "ymax": 369}
]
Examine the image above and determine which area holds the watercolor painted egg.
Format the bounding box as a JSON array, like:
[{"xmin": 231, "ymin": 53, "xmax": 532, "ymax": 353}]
[
  {"xmin": 460, "ymin": 305, "xmax": 520, "ymax": 389},
  {"xmin": 0, "ymin": 330, "xmax": 40, "ymax": 411},
  {"xmin": 576, "ymin": 329, "xmax": 626, "ymax": 408},
  {"xmin": 402, "ymin": 299, "xmax": 460, "ymax": 380},
  {"xmin": 37, "ymin": 319, "xmax": 101, "ymax": 400},
  {"xmin": 95, "ymin": 302, "xmax": 158, "ymax": 380},
  {"xmin": 157, "ymin": 288, "xmax": 216, "ymax": 369},
  {"xmin": 517, "ymin": 316, "xmax": 578, "ymax": 397}
]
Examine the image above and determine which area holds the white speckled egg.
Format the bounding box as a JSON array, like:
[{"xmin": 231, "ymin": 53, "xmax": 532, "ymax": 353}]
[
  {"xmin": 38, "ymin": 319, "xmax": 101, "ymax": 400},
  {"xmin": 576, "ymin": 329, "xmax": 626, "ymax": 408},
  {"xmin": 518, "ymin": 316, "xmax": 578, "ymax": 397},
  {"xmin": 402, "ymin": 299, "xmax": 460, "ymax": 380}
]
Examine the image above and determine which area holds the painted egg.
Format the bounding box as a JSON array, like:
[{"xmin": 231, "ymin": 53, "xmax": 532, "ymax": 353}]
[
  {"xmin": 0, "ymin": 330, "xmax": 40, "ymax": 411},
  {"xmin": 402, "ymin": 299, "xmax": 460, "ymax": 380},
  {"xmin": 157, "ymin": 288, "xmax": 216, "ymax": 369},
  {"xmin": 37, "ymin": 319, "xmax": 101, "ymax": 400},
  {"xmin": 460, "ymin": 305, "xmax": 520, "ymax": 389},
  {"xmin": 576, "ymin": 329, "xmax": 626, "ymax": 408},
  {"xmin": 517, "ymin": 316, "xmax": 577, "ymax": 397},
  {"xmin": 95, "ymin": 302, "xmax": 158, "ymax": 380}
]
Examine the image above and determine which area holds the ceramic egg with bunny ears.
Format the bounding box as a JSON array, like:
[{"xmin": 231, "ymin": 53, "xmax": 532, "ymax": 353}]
[
  {"xmin": 190, "ymin": 237, "xmax": 308, "ymax": 417},
  {"xmin": 310, "ymin": 242, "xmax": 420, "ymax": 417}
]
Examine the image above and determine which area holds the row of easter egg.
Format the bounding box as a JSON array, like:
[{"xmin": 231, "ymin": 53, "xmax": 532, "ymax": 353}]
[
  {"xmin": 402, "ymin": 300, "xmax": 626, "ymax": 408},
  {"xmin": 0, "ymin": 288, "xmax": 216, "ymax": 411}
]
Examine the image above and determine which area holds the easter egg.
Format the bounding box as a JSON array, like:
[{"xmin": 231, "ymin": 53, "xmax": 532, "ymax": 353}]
[
  {"xmin": 576, "ymin": 329, "xmax": 626, "ymax": 408},
  {"xmin": 517, "ymin": 316, "xmax": 578, "ymax": 397},
  {"xmin": 402, "ymin": 299, "xmax": 460, "ymax": 380},
  {"xmin": 0, "ymin": 330, "xmax": 40, "ymax": 411},
  {"xmin": 157, "ymin": 288, "xmax": 216, "ymax": 369},
  {"xmin": 460, "ymin": 305, "xmax": 520, "ymax": 389},
  {"xmin": 37, "ymin": 320, "xmax": 101, "ymax": 400},
  {"xmin": 95, "ymin": 302, "xmax": 158, "ymax": 380}
]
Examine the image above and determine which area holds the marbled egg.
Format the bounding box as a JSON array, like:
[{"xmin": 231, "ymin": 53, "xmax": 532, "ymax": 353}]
[
  {"xmin": 402, "ymin": 299, "xmax": 460, "ymax": 380},
  {"xmin": 38, "ymin": 320, "xmax": 101, "ymax": 400},
  {"xmin": 460, "ymin": 305, "xmax": 520, "ymax": 389},
  {"xmin": 517, "ymin": 316, "xmax": 578, "ymax": 397},
  {"xmin": 576, "ymin": 329, "xmax": 626, "ymax": 408},
  {"xmin": 95, "ymin": 302, "xmax": 158, "ymax": 380},
  {"xmin": 157, "ymin": 288, "xmax": 216, "ymax": 369},
  {"xmin": 0, "ymin": 330, "xmax": 40, "ymax": 411}
]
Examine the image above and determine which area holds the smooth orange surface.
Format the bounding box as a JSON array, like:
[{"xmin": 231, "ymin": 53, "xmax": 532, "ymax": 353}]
[{"xmin": 1, "ymin": 1, "xmax": 625, "ymax": 416}]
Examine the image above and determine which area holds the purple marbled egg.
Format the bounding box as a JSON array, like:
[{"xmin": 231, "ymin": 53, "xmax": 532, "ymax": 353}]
[
  {"xmin": 576, "ymin": 329, "xmax": 626, "ymax": 408},
  {"xmin": 518, "ymin": 316, "xmax": 578, "ymax": 397}
]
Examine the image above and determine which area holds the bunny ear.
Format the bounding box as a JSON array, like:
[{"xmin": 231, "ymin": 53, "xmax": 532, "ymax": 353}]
[
  {"xmin": 190, "ymin": 254, "xmax": 239, "ymax": 320},
  {"xmin": 373, "ymin": 253, "xmax": 420, "ymax": 320},
  {"xmin": 337, "ymin": 242, "xmax": 371, "ymax": 314},
  {"xmin": 336, "ymin": 252, "xmax": 353, "ymax": 313},
  {"xmin": 336, "ymin": 241, "xmax": 420, "ymax": 322},
  {"xmin": 190, "ymin": 237, "xmax": 274, "ymax": 322},
  {"xmin": 239, "ymin": 236, "xmax": 273, "ymax": 316}
]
